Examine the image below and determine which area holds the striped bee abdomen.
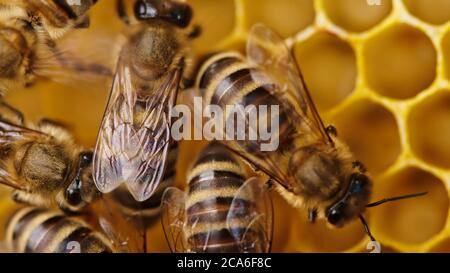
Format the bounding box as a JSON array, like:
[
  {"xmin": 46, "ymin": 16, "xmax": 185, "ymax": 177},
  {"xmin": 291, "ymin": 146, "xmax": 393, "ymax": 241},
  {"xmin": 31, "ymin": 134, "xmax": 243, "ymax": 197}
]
[
  {"xmin": 111, "ymin": 140, "xmax": 178, "ymax": 225},
  {"xmin": 185, "ymin": 141, "xmax": 260, "ymax": 253},
  {"xmin": 197, "ymin": 52, "xmax": 294, "ymax": 154},
  {"xmin": 5, "ymin": 207, "xmax": 114, "ymax": 253}
]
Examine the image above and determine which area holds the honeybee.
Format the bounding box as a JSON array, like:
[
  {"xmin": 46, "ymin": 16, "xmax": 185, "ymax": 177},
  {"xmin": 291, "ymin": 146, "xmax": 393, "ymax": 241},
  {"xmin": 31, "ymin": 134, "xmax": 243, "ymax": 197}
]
[
  {"xmin": 161, "ymin": 141, "xmax": 273, "ymax": 253},
  {"xmin": 0, "ymin": 106, "xmax": 101, "ymax": 212},
  {"xmin": 93, "ymin": 0, "xmax": 200, "ymax": 201},
  {"xmin": 4, "ymin": 206, "xmax": 116, "ymax": 253},
  {"xmin": 195, "ymin": 24, "xmax": 426, "ymax": 240},
  {"xmin": 0, "ymin": 0, "xmax": 109, "ymax": 92}
]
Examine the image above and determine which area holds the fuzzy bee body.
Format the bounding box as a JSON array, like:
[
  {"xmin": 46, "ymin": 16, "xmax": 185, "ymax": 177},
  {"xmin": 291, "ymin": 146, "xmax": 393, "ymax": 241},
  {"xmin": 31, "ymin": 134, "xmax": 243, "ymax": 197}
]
[
  {"xmin": 0, "ymin": 0, "xmax": 104, "ymax": 92},
  {"xmin": 0, "ymin": 107, "xmax": 101, "ymax": 212},
  {"xmin": 93, "ymin": 0, "xmax": 200, "ymax": 202},
  {"xmin": 5, "ymin": 207, "xmax": 114, "ymax": 253},
  {"xmin": 198, "ymin": 52, "xmax": 293, "ymax": 155},
  {"xmin": 195, "ymin": 24, "xmax": 372, "ymax": 228},
  {"xmin": 161, "ymin": 141, "xmax": 272, "ymax": 253}
]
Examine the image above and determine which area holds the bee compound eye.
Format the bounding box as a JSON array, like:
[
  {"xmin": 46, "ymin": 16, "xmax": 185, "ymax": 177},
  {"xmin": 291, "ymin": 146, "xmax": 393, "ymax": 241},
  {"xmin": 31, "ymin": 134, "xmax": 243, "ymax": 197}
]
[
  {"xmin": 79, "ymin": 152, "xmax": 93, "ymax": 167},
  {"xmin": 350, "ymin": 173, "xmax": 368, "ymax": 194},
  {"xmin": 134, "ymin": 0, "xmax": 158, "ymax": 20},
  {"xmin": 66, "ymin": 183, "xmax": 82, "ymax": 206},
  {"xmin": 169, "ymin": 4, "xmax": 192, "ymax": 28},
  {"xmin": 327, "ymin": 208, "xmax": 342, "ymax": 225}
]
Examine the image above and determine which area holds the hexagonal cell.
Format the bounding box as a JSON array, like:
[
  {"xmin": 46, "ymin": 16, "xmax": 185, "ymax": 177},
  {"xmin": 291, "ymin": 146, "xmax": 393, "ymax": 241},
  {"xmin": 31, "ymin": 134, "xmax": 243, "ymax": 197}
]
[
  {"xmin": 242, "ymin": 0, "xmax": 315, "ymax": 38},
  {"xmin": 363, "ymin": 24, "xmax": 437, "ymax": 99},
  {"xmin": 189, "ymin": 0, "xmax": 236, "ymax": 53},
  {"xmin": 328, "ymin": 99, "xmax": 401, "ymax": 175},
  {"xmin": 290, "ymin": 210, "xmax": 366, "ymax": 252},
  {"xmin": 31, "ymin": 81, "xmax": 109, "ymax": 147},
  {"xmin": 146, "ymin": 221, "xmax": 171, "ymax": 253},
  {"xmin": 408, "ymin": 91, "xmax": 450, "ymax": 169},
  {"xmin": 293, "ymin": 31, "xmax": 357, "ymax": 111},
  {"xmin": 371, "ymin": 167, "xmax": 448, "ymax": 245},
  {"xmin": 322, "ymin": 0, "xmax": 392, "ymax": 33},
  {"xmin": 428, "ymin": 238, "xmax": 450, "ymax": 253},
  {"xmin": 443, "ymin": 31, "xmax": 450, "ymax": 81},
  {"xmin": 403, "ymin": 0, "xmax": 450, "ymax": 25},
  {"xmin": 271, "ymin": 194, "xmax": 297, "ymax": 252}
]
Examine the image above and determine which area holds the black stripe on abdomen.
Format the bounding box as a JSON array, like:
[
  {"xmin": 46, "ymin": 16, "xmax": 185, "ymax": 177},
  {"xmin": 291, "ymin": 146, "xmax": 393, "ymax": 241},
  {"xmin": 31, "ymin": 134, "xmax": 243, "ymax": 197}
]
[
  {"xmin": 199, "ymin": 57, "xmax": 242, "ymax": 93},
  {"xmin": 25, "ymin": 215, "xmax": 65, "ymax": 253}
]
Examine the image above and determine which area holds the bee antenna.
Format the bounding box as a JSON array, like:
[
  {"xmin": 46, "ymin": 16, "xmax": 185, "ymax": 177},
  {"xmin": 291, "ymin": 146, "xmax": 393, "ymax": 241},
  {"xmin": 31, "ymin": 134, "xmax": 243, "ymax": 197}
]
[
  {"xmin": 359, "ymin": 214, "xmax": 376, "ymax": 242},
  {"xmin": 366, "ymin": 192, "xmax": 427, "ymax": 208}
]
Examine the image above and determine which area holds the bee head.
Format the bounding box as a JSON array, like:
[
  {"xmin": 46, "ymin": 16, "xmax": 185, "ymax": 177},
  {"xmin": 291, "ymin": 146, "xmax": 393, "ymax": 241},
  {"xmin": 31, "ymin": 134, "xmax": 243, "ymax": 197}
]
[
  {"xmin": 325, "ymin": 172, "xmax": 372, "ymax": 228},
  {"xmin": 64, "ymin": 151, "xmax": 101, "ymax": 211},
  {"xmin": 133, "ymin": 0, "xmax": 192, "ymax": 28}
]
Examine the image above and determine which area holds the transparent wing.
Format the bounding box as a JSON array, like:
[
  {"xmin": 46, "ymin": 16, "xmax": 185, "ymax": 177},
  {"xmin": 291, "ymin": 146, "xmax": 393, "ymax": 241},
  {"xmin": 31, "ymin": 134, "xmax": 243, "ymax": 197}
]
[
  {"xmin": 93, "ymin": 60, "xmax": 181, "ymax": 201},
  {"xmin": 161, "ymin": 187, "xmax": 189, "ymax": 253},
  {"xmin": 0, "ymin": 119, "xmax": 45, "ymax": 144},
  {"xmin": 247, "ymin": 23, "xmax": 332, "ymax": 144},
  {"xmin": 195, "ymin": 93, "xmax": 295, "ymax": 189},
  {"xmin": 226, "ymin": 177, "xmax": 273, "ymax": 253}
]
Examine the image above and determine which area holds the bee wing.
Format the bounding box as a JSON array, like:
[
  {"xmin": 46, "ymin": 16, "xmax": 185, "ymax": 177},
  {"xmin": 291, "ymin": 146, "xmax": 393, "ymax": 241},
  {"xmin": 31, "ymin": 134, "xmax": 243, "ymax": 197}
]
[
  {"xmin": 0, "ymin": 119, "xmax": 45, "ymax": 143},
  {"xmin": 161, "ymin": 187, "xmax": 189, "ymax": 253},
  {"xmin": 93, "ymin": 61, "xmax": 181, "ymax": 201},
  {"xmin": 226, "ymin": 177, "xmax": 273, "ymax": 253},
  {"xmin": 246, "ymin": 23, "xmax": 332, "ymax": 144}
]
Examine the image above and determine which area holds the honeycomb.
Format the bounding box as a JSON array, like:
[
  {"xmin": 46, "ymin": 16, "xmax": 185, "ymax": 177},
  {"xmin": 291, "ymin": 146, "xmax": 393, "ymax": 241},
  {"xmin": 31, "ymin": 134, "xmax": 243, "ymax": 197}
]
[{"xmin": 1, "ymin": 0, "xmax": 450, "ymax": 253}]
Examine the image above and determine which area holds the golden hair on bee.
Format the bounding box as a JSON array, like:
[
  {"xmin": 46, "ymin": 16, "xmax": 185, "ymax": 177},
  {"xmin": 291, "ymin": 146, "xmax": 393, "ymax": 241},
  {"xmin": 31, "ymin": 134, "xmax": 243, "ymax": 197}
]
[
  {"xmin": 195, "ymin": 23, "xmax": 427, "ymax": 243},
  {"xmin": 0, "ymin": 105, "xmax": 101, "ymax": 212},
  {"xmin": 0, "ymin": 0, "xmax": 110, "ymax": 93},
  {"xmin": 93, "ymin": 0, "xmax": 201, "ymax": 202},
  {"xmin": 4, "ymin": 206, "xmax": 115, "ymax": 253}
]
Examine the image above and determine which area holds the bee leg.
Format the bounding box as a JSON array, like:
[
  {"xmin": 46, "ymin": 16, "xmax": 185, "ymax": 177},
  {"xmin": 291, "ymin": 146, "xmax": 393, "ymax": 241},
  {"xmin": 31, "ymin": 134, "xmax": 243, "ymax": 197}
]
[
  {"xmin": 74, "ymin": 17, "xmax": 90, "ymax": 28},
  {"xmin": 308, "ymin": 208, "xmax": 317, "ymax": 223},
  {"xmin": 0, "ymin": 101, "xmax": 24, "ymax": 125},
  {"xmin": 187, "ymin": 25, "xmax": 202, "ymax": 40},
  {"xmin": 116, "ymin": 0, "xmax": 130, "ymax": 25},
  {"xmin": 11, "ymin": 190, "xmax": 31, "ymax": 205}
]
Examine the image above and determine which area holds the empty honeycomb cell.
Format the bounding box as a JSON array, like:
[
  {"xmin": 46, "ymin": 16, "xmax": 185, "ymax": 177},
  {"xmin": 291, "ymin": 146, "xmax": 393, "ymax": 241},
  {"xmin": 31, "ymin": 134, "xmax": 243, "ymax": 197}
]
[
  {"xmin": 371, "ymin": 167, "xmax": 448, "ymax": 246},
  {"xmin": 322, "ymin": 0, "xmax": 393, "ymax": 33},
  {"xmin": 188, "ymin": 0, "xmax": 236, "ymax": 53},
  {"xmin": 362, "ymin": 24, "xmax": 437, "ymax": 99},
  {"xmin": 328, "ymin": 99, "xmax": 401, "ymax": 175},
  {"xmin": 408, "ymin": 91, "xmax": 450, "ymax": 168},
  {"xmin": 403, "ymin": 0, "xmax": 450, "ymax": 25},
  {"xmin": 293, "ymin": 31, "xmax": 357, "ymax": 111},
  {"xmin": 242, "ymin": 0, "xmax": 315, "ymax": 38},
  {"xmin": 291, "ymin": 209, "xmax": 366, "ymax": 252},
  {"xmin": 428, "ymin": 238, "xmax": 450, "ymax": 253},
  {"xmin": 271, "ymin": 194, "xmax": 296, "ymax": 252},
  {"xmin": 27, "ymin": 82, "xmax": 109, "ymax": 147},
  {"xmin": 443, "ymin": 31, "xmax": 450, "ymax": 81},
  {"xmin": 146, "ymin": 223, "xmax": 171, "ymax": 253}
]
